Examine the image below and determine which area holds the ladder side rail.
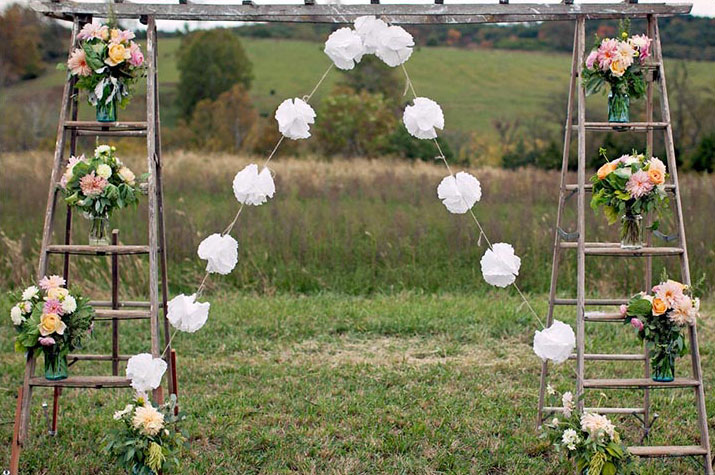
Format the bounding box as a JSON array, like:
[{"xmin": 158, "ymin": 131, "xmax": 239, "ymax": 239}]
[
  {"xmin": 537, "ymin": 21, "xmax": 580, "ymax": 427},
  {"xmin": 653, "ymin": 19, "xmax": 713, "ymax": 473}
]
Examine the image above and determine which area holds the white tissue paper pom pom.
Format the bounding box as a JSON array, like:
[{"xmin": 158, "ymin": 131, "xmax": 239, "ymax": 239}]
[
  {"xmin": 354, "ymin": 16, "xmax": 389, "ymax": 54},
  {"xmin": 232, "ymin": 163, "xmax": 275, "ymax": 206},
  {"xmin": 437, "ymin": 172, "xmax": 482, "ymax": 214},
  {"xmin": 126, "ymin": 353, "xmax": 167, "ymax": 393},
  {"xmin": 533, "ymin": 320, "xmax": 576, "ymax": 364},
  {"xmin": 167, "ymin": 294, "xmax": 210, "ymax": 333},
  {"xmin": 275, "ymin": 98, "xmax": 316, "ymax": 140},
  {"xmin": 197, "ymin": 233, "xmax": 238, "ymax": 275},
  {"xmin": 403, "ymin": 97, "xmax": 444, "ymax": 140},
  {"xmin": 324, "ymin": 27, "xmax": 365, "ymax": 70},
  {"xmin": 480, "ymin": 242, "xmax": 521, "ymax": 288},
  {"xmin": 375, "ymin": 25, "xmax": 414, "ymax": 67}
]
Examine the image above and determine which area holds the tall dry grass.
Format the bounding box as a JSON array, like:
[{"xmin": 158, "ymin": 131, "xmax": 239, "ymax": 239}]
[{"xmin": 1, "ymin": 150, "xmax": 713, "ymax": 299}]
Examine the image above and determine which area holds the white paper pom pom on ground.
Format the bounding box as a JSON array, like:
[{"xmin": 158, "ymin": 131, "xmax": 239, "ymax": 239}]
[
  {"xmin": 197, "ymin": 233, "xmax": 238, "ymax": 275},
  {"xmin": 324, "ymin": 27, "xmax": 365, "ymax": 70},
  {"xmin": 533, "ymin": 320, "xmax": 576, "ymax": 364},
  {"xmin": 232, "ymin": 164, "xmax": 275, "ymax": 206},
  {"xmin": 375, "ymin": 25, "xmax": 414, "ymax": 67},
  {"xmin": 167, "ymin": 294, "xmax": 210, "ymax": 333},
  {"xmin": 275, "ymin": 98, "xmax": 316, "ymax": 140},
  {"xmin": 437, "ymin": 172, "xmax": 482, "ymax": 214},
  {"xmin": 480, "ymin": 242, "xmax": 521, "ymax": 288},
  {"xmin": 126, "ymin": 353, "xmax": 167, "ymax": 393},
  {"xmin": 403, "ymin": 97, "xmax": 444, "ymax": 140}
]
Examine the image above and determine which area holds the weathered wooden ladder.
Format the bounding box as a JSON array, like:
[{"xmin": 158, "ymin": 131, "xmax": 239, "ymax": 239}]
[
  {"xmin": 9, "ymin": 15, "xmax": 176, "ymax": 475},
  {"xmin": 537, "ymin": 15, "xmax": 712, "ymax": 473}
]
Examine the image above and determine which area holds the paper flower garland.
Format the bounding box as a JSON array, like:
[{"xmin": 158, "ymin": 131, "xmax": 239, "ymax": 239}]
[
  {"xmin": 403, "ymin": 97, "xmax": 444, "ymax": 140},
  {"xmin": 375, "ymin": 25, "xmax": 414, "ymax": 67},
  {"xmin": 275, "ymin": 98, "xmax": 316, "ymax": 140},
  {"xmin": 126, "ymin": 353, "xmax": 167, "ymax": 393},
  {"xmin": 232, "ymin": 163, "xmax": 275, "ymax": 206},
  {"xmin": 197, "ymin": 233, "xmax": 238, "ymax": 275},
  {"xmin": 324, "ymin": 27, "xmax": 365, "ymax": 71},
  {"xmin": 167, "ymin": 294, "xmax": 210, "ymax": 333},
  {"xmin": 437, "ymin": 172, "xmax": 482, "ymax": 214},
  {"xmin": 480, "ymin": 243, "xmax": 521, "ymax": 288},
  {"xmin": 354, "ymin": 16, "xmax": 388, "ymax": 54},
  {"xmin": 533, "ymin": 320, "xmax": 576, "ymax": 364}
]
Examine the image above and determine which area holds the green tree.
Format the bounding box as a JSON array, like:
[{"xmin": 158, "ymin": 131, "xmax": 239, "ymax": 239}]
[
  {"xmin": 690, "ymin": 133, "xmax": 715, "ymax": 173},
  {"xmin": 0, "ymin": 5, "xmax": 44, "ymax": 86},
  {"xmin": 176, "ymin": 29, "xmax": 253, "ymax": 117},
  {"xmin": 337, "ymin": 56, "xmax": 401, "ymax": 104}
]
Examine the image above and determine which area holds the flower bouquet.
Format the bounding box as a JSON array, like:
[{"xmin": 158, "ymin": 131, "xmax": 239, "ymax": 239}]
[
  {"xmin": 582, "ymin": 28, "xmax": 652, "ymax": 123},
  {"xmin": 10, "ymin": 276, "xmax": 95, "ymax": 380},
  {"xmin": 590, "ymin": 150, "xmax": 668, "ymax": 249},
  {"xmin": 60, "ymin": 145, "xmax": 144, "ymax": 245},
  {"xmin": 65, "ymin": 22, "xmax": 145, "ymax": 122},
  {"xmin": 624, "ymin": 278, "xmax": 699, "ymax": 382},
  {"xmin": 105, "ymin": 394, "xmax": 186, "ymax": 475},
  {"xmin": 542, "ymin": 388, "xmax": 637, "ymax": 475}
]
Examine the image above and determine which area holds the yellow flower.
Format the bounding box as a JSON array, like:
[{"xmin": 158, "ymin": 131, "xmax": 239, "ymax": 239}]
[
  {"xmin": 47, "ymin": 287, "xmax": 69, "ymax": 300},
  {"xmin": 132, "ymin": 404, "xmax": 164, "ymax": 436},
  {"xmin": 105, "ymin": 43, "xmax": 130, "ymax": 67},
  {"xmin": 597, "ymin": 162, "xmax": 617, "ymax": 180},
  {"xmin": 652, "ymin": 297, "xmax": 667, "ymax": 316},
  {"xmin": 39, "ymin": 313, "xmax": 67, "ymax": 336},
  {"xmin": 609, "ymin": 59, "xmax": 626, "ymax": 77},
  {"xmin": 110, "ymin": 28, "xmax": 121, "ymax": 42}
]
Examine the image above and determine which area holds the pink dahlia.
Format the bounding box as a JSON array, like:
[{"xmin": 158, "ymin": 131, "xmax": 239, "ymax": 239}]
[
  {"xmin": 80, "ymin": 171, "xmax": 108, "ymax": 196},
  {"xmin": 625, "ymin": 170, "xmax": 654, "ymax": 199},
  {"xmin": 630, "ymin": 34, "xmax": 652, "ymax": 63},
  {"xmin": 39, "ymin": 275, "xmax": 66, "ymax": 291},
  {"xmin": 585, "ymin": 50, "xmax": 598, "ymax": 69},
  {"xmin": 597, "ymin": 38, "xmax": 619, "ymax": 70},
  {"xmin": 44, "ymin": 299, "xmax": 64, "ymax": 315},
  {"xmin": 655, "ymin": 279, "xmax": 686, "ymax": 307},
  {"xmin": 68, "ymin": 48, "xmax": 92, "ymax": 77}
]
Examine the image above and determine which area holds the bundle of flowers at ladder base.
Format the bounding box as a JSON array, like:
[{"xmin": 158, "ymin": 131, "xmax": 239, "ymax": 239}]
[
  {"xmin": 590, "ymin": 149, "xmax": 668, "ymax": 249},
  {"xmin": 104, "ymin": 393, "xmax": 187, "ymax": 475},
  {"xmin": 10, "ymin": 276, "xmax": 95, "ymax": 380},
  {"xmin": 582, "ymin": 26, "xmax": 652, "ymax": 123},
  {"xmin": 60, "ymin": 144, "xmax": 145, "ymax": 245},
  {"xmin": 542, "ymin": 388, "xmax": 638, "ymax": 475},
  {"xmin": 63, "ymin": 22, "xmax": 146, "ymax": 122},
  {"xmin": 624, "ymin": 278, "xmax": 699, "ymax": 382}
]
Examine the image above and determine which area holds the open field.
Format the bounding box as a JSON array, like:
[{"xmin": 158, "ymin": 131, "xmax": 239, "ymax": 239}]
[{"xmin": 1, "ymin": 292, "xmax": 714, "ymax": 473}]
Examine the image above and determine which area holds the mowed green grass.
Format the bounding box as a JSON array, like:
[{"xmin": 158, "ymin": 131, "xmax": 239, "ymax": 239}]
[
  {"xmin": 6, "ymin": 36, "xmax": 715, "ymax": 137},
  {"xmin": 1, "ymin": 293, "xmax": 714, "ymax": 473}
]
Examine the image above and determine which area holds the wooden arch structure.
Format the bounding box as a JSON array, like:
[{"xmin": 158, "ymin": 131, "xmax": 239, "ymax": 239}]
[{"xmin": 15, "ymin": 1, "xmax": 710, "ymax": 474}]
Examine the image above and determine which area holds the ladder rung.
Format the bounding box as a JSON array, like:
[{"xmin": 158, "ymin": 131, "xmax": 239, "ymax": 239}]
[
  {"xmin": 75, "ymin": 130, "xmax": 147, "ymax": 137},
  {"xmin": 64, "ymin": 121, "xmax": 147, "ymax": 130},
  {"xmin": 94, "ymin": 309, "xmax": 151, "ymax": 321},
  {"xmin": 584, "ymin": 378, "xmax": 700, "ymax": 389},
  {"xmin": 561, "ymin": 242, "xmax": 620, "ymax": 249},
  {"xmin": 90, "ymin": 300, "xmax": 154, "ymax": 308},
  {"xmin": 628, "ymin": 445, "xmax": 708, "ymax": 457},
  {"xmin": 573, "ymin": 122, "xmax": 669, "ymax": 131},
  {"xmin": 569, "ymin": 353, "xmax": 645, "ymax": 361},
  {"xmin": 68, "ymin": 354, "xmax": 132, "ymax": 361},
  {"xmin": 583, "ymin": 246, "xmax": 684, "ymax": 256},
  {"xmin": 544, "ymin": 406, "xmax": 645, "ymax": 415},
  {"xmin": 28, "ymin": 375, "xmax": 132, "ymax": 388},
  {"xmin": 564, "ymin": 184, "xmax": 676, "ymax": 192},
  {"xmin": 553, "ymin": 298, "xmax": 628, "ymax": 306},
  {"xmin": 584, "ymin": 311, "xmax": 625, "ymax": 322},
  {"xmin": 46, "ymin": 244, "xmax": 150, "ymax": 256}
]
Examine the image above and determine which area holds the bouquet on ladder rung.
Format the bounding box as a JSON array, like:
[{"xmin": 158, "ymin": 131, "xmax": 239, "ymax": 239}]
[
  {"xmin": 582, "ymin": 22, "xmax": 652, "ymax": 123},
  {"xmin": 9, "ymin": 275, "xmax": 95, "ymax": 381},
  {"xmin": 624, "ymin": 276, "xmax": 701, "ymax": 382},
  {"xmin": 62, "ymin": 21, "xmax": 146, "ymax": 122}
]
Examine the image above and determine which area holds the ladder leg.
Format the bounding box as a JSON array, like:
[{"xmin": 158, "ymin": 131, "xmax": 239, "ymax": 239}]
[
  {"xmin": 10, "ymin": 387, "xmax": 24, "ymax": 475},
  {"xmin": 537, "ymin": 21, "xmax": 579, "ymax": 428},
  {"xmin": 112, "ymin": 230, "xmax": 120, "ymax": 376},
  {"xmin": 654, "ymin": 19, "xmax": 713, "ymax": 474}
]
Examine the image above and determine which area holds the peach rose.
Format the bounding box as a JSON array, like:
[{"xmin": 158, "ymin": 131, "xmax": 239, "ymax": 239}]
[
  {"xmin": 39, "ymin": 313, "xmax": 67, "ymax": 336},
  {"xmin": 609, "ymin": 59, "xmax": 626, "ymax": 77},
  {"xmin": 648, "ymin": 167, "xmax": 665, "ymax": 185},
  {"xmin": 47, "ymin": 287, "xmax": 69, "ymax": 301},
  {"xmin": 652, "ymin": 297, "xmax": 667, "ymax": 316},
  {"xmin": 105, "ymin": 43, "xmax": 130, "ymax": 67},
  {"xmin": 597, "ymin": 162, "xmax": 617, "ymax": 180}
]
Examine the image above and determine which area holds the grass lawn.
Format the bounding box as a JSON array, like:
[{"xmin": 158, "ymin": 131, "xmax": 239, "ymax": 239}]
[{"xmin": 1, "ymin": 292, "xmax": 713, "ymax": 473}]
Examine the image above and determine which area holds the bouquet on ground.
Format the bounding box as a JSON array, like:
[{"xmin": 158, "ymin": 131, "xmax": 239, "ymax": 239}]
[
  {"xmin": 10, "ymin": 276, "xmax": 95, "ymax": 380},
  {"xmin": 542, "ymin": 388, "xmax": 637, "ymax": 475},
  {"xmin": 60, "ymin": 144, "xmax": 144, "ymax": 245},
  {"xmin": 624, "ymin": 278, "xmax": 700, "ymax": 382},
  {"xmin": 105, "ymin": 394, "xmax": 186, "ymax": 475},
  {"xmin": 582, "ymin": 26, "xmax": 652, "ymax": 122},
  {"xmin": 590, "ymin": 149, "xmax": 668, "ymax": 249},
  {"xmin": 64, "ymin": 22, "xmax": 145, "ymax": 122}
]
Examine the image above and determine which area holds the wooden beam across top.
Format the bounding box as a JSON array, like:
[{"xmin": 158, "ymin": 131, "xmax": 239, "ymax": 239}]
[{"xmin": 31, "ymin": 1, "xmax": 692, "ymax": 24}]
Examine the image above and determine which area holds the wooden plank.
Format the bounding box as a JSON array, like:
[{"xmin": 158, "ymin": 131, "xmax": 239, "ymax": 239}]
[
  {"xmin": 64, "ymin": 121, "xmax": 147, "ymax": 129},
  {"xmin": 564, "ymin": 184, "xmax": 675, "ymax": 191},
  {"xmin": 575, "ymin": 17, "xmax": 586, "ymax": 413},
  {"xmin": 28, "ymin": 376, "xmax": 132, "ymax": 388},
  {"xmin": 628, "ymin": 445, "xmax": 708, "ymax": 457},
  {"xmin": 94, "ymin": 309, "xmax": 151, "ymax": 321},
  {"xmin": 574, "ymin": 121, "xmax": 668, "ymax": 131},
  {"xmin": 544, "ymin": 406, "xmax": 645, "ymax": 415},
  {"xmin": 554, "ymin": 298, "xmax": 628, "ymax": 306},
  {"xmin": 583, "ymin": 246, "xmax": 684, "ymax": 256},
  {"xmin": 568, "ymin": 353, "xmax": 646, "ymax": 361},
  {"xmin": 75, "ymin": 129, "xmax": 147, "ymax": 137},
  {"xmin": 90, "ymin": 300, "xmax": 152, "ymax": 308},
  {"xmin": 583, "ymin": 378, "xmax": 700, "ymax": 389},
  {"xmin": 68, "ymin": 354, "xmax": 132, "ymax": 361},
  {"xmin": 111, "ymin": 230, "xmax": 120, "ymax": 376},
  {"xmin": 10, "ymin": 387, "xmax": 23, "ymax": 475},
  {"xmin": 46, "ymin": 244, "xmax": 150, "ymax": 255},
  {"xmin": 30, "ymin": 2, "xmax": 693, "ymax": 23},
  {"xmin": 584, "ymin": 311, "xmax": 625, "ymax": 322}
]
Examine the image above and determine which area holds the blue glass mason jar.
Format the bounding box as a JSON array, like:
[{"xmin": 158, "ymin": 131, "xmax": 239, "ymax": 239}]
[
  {"xmin": 607, "ymin": 90, "xmax": 629, "ymax": 123},
  {"xmin": 96, "ymin": 99, "xmax": 117, "ymax": 122}
]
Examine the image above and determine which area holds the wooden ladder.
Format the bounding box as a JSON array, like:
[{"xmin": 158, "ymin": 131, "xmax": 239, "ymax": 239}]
[
  {"xmin": 10, "ymin": 15, "xmax": 176, "ymax": 474},
  {"xmin": 536, "ymin": 15, "xmax": 713, "ymax": 473}
]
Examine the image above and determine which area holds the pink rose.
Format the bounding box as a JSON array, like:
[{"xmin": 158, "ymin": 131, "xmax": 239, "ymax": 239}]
[
  {"xmin": 39, "ymin": 336, "xmax": 56, "ymax": 346},
  {"xmin": 585, "ymin": 50, "xmax": 598, "ymax": 69},
  {"xmin": 631, "ymin": 318, "xmax": 644, "ymax": 331},
  {"xmin": 619, "ymin": 304, "xmax": 628, "ymax": 317}
]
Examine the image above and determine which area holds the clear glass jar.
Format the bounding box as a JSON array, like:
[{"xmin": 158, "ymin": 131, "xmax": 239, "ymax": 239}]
[{"xmin": 620, "ymin": 213, "xmax": 643, "ymax": 249}]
